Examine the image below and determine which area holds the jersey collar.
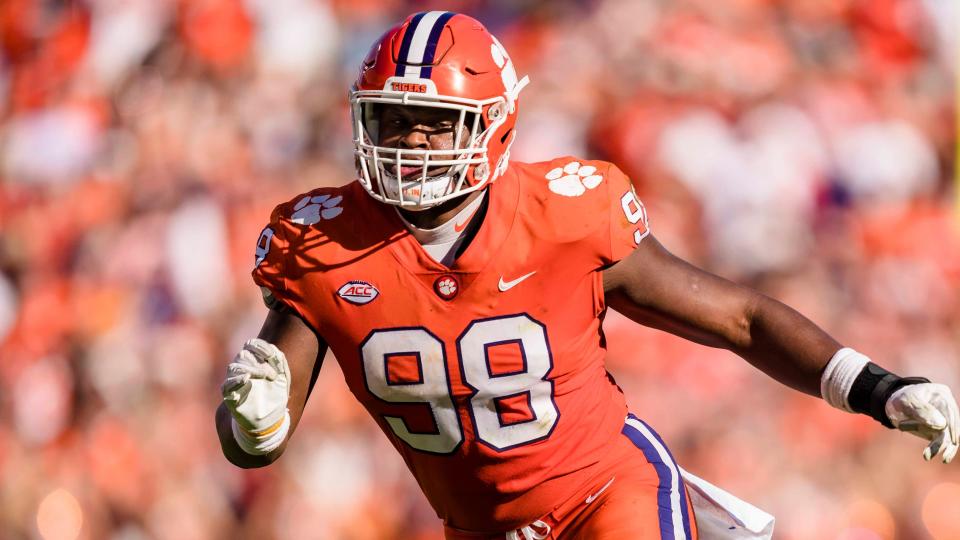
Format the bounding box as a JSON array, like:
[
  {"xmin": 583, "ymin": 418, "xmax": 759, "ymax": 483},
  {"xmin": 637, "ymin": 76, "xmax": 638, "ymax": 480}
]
[{"xmin": 385, "ymin": 166, "xmax": 520, "ymax": 281}]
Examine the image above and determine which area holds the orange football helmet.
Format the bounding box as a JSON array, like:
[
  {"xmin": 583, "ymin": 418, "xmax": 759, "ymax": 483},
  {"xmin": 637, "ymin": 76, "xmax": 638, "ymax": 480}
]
[{"xmin": 350, "ymin": 11, "xmax": 529, "ymax": 209}]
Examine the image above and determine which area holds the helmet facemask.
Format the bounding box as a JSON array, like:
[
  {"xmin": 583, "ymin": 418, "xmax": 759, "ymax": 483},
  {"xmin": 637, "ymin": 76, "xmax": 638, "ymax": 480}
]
[{"xmin": 351, "ymin": 92, "xmax": 509, "ymax": 210}]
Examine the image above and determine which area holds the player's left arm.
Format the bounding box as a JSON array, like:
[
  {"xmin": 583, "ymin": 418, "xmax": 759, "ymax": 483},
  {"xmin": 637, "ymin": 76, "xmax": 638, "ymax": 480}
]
[
  {"xmin": 603, "ymin": 235, "xmax": 836, "ymax": 396},
  {"xmin": 602, "ymin": 235, "xmax": 959, "ymax": 463}
]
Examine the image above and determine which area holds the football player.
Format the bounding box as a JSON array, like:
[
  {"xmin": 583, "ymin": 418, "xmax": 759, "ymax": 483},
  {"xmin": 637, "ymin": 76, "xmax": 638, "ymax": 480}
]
[{"xmin": 216, "ymin": 11, "xmax": 959, "ymax": 540}]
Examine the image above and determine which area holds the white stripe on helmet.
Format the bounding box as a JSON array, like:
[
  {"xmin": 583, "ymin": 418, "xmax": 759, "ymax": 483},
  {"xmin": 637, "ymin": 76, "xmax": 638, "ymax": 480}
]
[{"xmin": 402, "ymin": 11, "xmax": 447, "ymax": 78}]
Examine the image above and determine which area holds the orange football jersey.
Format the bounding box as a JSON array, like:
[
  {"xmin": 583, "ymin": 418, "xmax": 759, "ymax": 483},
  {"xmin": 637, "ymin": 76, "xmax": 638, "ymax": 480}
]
[{"xmin": 252, "ymin": 157, "xmax": 650, "ymax": 532}]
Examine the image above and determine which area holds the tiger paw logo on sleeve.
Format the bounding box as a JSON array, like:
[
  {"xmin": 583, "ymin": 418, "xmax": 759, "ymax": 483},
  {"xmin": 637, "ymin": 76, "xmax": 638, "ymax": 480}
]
[
  {"xmin": 291, "ymin": 194, "xmax": 343, "ymax": 225},
  {"xmin": 546, "ymin": 162, "xmax": 604, "ymax": 197}
]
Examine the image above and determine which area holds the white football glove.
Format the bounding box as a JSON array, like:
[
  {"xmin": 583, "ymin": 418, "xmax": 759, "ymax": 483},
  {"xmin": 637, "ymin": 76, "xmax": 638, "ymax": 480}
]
[
  {"xmin": 221, "ymin": 339, "xmax": 291, "ymax": 454},
  {"xmin": 886, "ymin": 383, "xmax": 960, "ymax": 464}
]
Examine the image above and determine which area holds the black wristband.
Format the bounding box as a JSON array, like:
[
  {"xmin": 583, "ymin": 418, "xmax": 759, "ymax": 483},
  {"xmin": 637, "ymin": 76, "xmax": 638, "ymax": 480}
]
[{"xmin": 847, "ymin": 362, "xmax": 929, "ymax": 428}]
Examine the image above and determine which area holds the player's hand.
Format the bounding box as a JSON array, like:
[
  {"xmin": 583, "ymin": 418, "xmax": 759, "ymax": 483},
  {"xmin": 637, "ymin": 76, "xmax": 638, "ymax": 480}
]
[
  {"xmin": 221, "ymin": 339, "xmax": 290, "ymax": 433},
  {"xmin": 885, "ymin": 383, "xmax": 959, "ymax": 463}
]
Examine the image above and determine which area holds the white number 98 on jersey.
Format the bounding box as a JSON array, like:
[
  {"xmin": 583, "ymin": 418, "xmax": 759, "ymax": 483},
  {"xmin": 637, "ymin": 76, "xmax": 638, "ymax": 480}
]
[{"xmin": 360, "ymin": 313, "xmax": 559, "ymax": 454}]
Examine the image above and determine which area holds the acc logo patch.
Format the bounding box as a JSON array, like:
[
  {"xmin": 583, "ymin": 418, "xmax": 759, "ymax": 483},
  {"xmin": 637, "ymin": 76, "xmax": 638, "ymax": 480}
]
[{"xmin": 337, "ymin": 280, "xmax": 379, "ymax": 305}]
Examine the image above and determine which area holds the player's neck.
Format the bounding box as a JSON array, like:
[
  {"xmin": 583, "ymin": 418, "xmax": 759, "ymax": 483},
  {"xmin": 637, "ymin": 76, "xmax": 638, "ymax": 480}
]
[{"xmin": 398, "ymin": 189, "xmax": 486, "ymax": 230}]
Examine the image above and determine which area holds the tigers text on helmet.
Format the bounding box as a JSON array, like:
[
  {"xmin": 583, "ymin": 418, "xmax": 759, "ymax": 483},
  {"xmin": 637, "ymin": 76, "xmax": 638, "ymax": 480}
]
[{"xmin": 350, "ymin": 11, "xmax": 529, "ymax": 209}]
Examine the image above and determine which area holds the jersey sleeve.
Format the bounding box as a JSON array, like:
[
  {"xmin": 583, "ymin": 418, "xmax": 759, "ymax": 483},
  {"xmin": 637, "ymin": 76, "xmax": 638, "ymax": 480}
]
[
  {"xmin": 251, "ymin": 205, "xmax": 293, "ymax": 311},
  {"xmin": 603, "ymin": 162, "xmax": 650, "ymax": 265}
]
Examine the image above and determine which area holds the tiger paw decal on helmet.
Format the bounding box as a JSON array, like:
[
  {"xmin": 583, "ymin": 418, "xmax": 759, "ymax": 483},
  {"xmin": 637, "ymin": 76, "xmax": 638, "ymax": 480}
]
[{"xmin": 546, "ymin": 162, "xmax": 604, "ymax": 197}]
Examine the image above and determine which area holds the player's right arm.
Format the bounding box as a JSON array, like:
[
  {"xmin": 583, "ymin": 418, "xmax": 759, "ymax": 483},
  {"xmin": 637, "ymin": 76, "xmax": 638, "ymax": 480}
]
[
  {"xmin": 216, "ymin": 305, "xmax": 326, "ymax": 468},
  {"xmin": 216, "ymin": 202, "xmax": 328, "ymax": 467}
]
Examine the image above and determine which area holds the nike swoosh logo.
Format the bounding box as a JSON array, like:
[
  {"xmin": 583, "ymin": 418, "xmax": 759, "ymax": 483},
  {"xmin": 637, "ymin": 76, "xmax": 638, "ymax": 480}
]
[
  {"xmin": 498, "ymin": 271, "xmax": 536, "ymax": 292},
  {"xmin": 585, "ymin": 476, "xmax": 615, "ymax": 504},
  {"xmin": 454, "ymin": 209, "xmax": 479, "ymax": 233}
]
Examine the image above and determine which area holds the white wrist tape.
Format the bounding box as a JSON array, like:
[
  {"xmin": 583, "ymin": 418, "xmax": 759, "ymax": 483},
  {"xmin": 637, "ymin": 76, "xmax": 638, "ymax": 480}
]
[
  {"xmin": 232, "ymin": 410, "xmax": 291, "ymax": 455},
  {"xmin": 820, "ymin": 348, "xmax": 871, "ymax": 412}
]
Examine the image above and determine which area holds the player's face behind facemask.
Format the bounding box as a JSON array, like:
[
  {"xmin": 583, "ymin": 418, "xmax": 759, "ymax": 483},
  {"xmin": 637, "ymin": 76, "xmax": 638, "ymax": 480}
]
[{"xmin": 358, "ymin": 102, "xmax": 481, "ymax": 211}]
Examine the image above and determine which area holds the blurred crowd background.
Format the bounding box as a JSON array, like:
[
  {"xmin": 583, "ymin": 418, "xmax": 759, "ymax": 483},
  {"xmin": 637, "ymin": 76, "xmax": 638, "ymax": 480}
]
[{"xmin": 0, "ymin": 0, "xmax": 958, "ymax": 539}]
